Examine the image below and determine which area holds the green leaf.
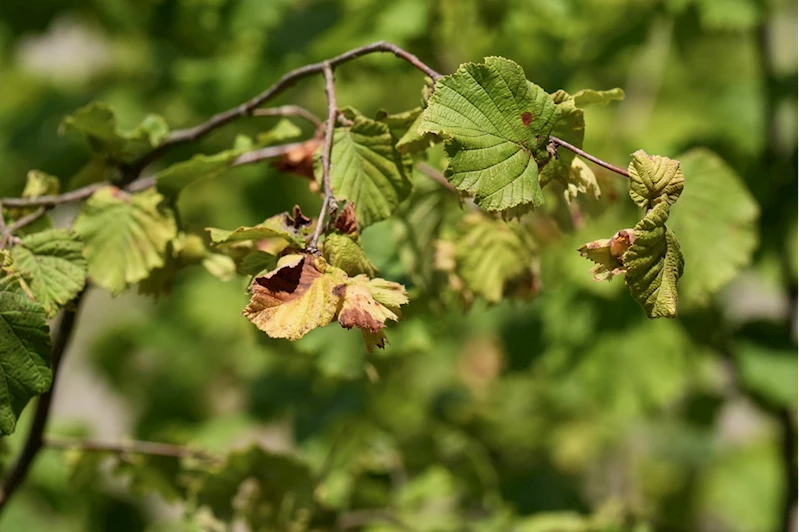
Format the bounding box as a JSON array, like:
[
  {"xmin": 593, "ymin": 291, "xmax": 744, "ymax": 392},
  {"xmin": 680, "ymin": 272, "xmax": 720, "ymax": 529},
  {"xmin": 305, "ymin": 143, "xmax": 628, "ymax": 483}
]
[
  {"xmin": 10, "ymin": 229, "xmax": 87, "ymax": 317},
  {"xmin": 60, "ymin": 102, "xmax": 168, "ymax": 163},
  {"xmin": 0, "ymin": 291, "xmax": 52, "ymax": 435},
  {"xmin": 112, "ymin": 453, "xmax": 188, "ymax": 502},
  {"xmin": 157, "ymin": 148, "xmax": 245, "ymax": 199},
  {"xmin": 244, "ymin": 255, "xmax": 347, "ymax": 340},
  {"xmin": 237, "ymin": 251, "xmax": 278, "ymax": 277},
  {"xmin": 628, "ymin": 150, "xmax": 685, "ymax": 209},
  {"xmin": 21, "ymin": 170, "xmax": 60, "ymax": 198},
  {"xmin": 73, "ymin": 186, "xmax": 177, "ymax": 295},
  {"xmin": 206, "ymin": 211, "xmax": 309, "ymax": 249},
  {"xmin": 441, "ymin": 213, "xmax": 539, "ymax": 305},
  {"xmin": 196, "ymin": 446, "xmax": 315, "ymax": 528},
  {"xmin": 322, "ymin": 233, "xmax": 378, "ymax": 277},
  {"xmin": 668, "ymin": 149, "xmax": 759, "ymax": 305},
  {"xmin": 323, "ymin": 115, "xmax": 412, "ymax": 228},
  {"xmin": 420, "ymin": 57, "xmax": 561, "ymax": 215},
  {"xmin": 735, "ymin": 342, "xmax": 797, "ymax": 407},
  {"xmin": 255, "ymin": 118, "xmax": 303, "ymax": 146},
  {"xmin": 622, "ymin": 203, "xmax": 684, "ymax": 318},
  {"xmin": 570, "ymin": 88, "xmax": 625, "ymax": 108}
]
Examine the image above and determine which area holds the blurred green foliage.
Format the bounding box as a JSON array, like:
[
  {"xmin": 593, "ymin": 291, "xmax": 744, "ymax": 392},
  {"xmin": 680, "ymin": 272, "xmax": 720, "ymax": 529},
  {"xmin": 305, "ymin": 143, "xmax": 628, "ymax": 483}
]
[{"xmin": 0, "ymin": 0, "xmax": 795, "ymax": 530}]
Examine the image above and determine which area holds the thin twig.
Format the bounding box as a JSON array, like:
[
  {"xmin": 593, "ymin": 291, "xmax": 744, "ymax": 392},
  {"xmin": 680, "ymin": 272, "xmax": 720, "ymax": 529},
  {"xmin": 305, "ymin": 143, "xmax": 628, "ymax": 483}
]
[
  {"xmin": 251, "ymin": 105, "xmax": 322, "ymax": 128},
  {"xmin": 231, "ymin": 141, "xmax": 308, "ymax": 167},
  {"xmin": 415, "ymin": 162, "xmax": 456, "ymax": 193},
  {"xmin": 549, "ymin": 135, "xmax": 630, "ymax": 178},
  {"xmin": 309, "ymin": 63, "xmax": 338, "ymax": 252},
  {"xmin": 0, "ymin": 141, "xmax": 308, "ymax": 209},
  {"xmin": 121, "ymin": 41, "xmax": 442, "ymax": 184},
  {"xmin": 44, "ymin": 437, "xmax": 218, "ymax": 462},
  {"xmin": 5, "ymin": 207, "xmax": 47, "ymax": 235},
  {"xmin": 0, "ymin": 290, "xmax": 86, "ymax": 511}
]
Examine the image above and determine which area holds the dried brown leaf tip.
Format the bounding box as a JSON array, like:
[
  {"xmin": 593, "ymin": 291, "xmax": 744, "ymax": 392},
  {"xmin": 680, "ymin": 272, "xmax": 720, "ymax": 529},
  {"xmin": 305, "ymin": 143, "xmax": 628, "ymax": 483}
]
[
  {"xmin": 272, "ymin": 138, "xmax": 323, "ymax": 180},
  {"xmin": 336, "ymin": 275, "xmax": 408, "ymax": 352},
  {"xmin": 244, "ymin": 254, "xmax": 346, "ymax": 340},
  {"xmin": 287, "ymin": 205, "xmax": 312, "ymax": 229},
  {"xmin": 578, "ymin": 229, "xmax": 635, "ymax": 282},
  {"xmin": 333, "ymin": 202, "xmax": 359, "ymax": 237}
]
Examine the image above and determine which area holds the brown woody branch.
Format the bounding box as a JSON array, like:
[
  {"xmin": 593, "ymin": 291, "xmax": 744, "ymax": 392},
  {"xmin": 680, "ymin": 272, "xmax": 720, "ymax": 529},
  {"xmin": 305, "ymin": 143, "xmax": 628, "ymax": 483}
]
[
  {"xmin": 121, "ymin": 41, "xmax": 442, "ymax": 184},
  {"xmin": 309, "ymin": 63, "xmax": 338, "ymax": 252},
  {"xmin": 0, "ymin": 290, "xmax": 86, "ymax": 511},
  {"xmin": 0, "ymin": 141, "xmax": 309, "ymax": 210},
  {"xmin": 549, "ymin": 135, "xmax": 630, "ymax": 178}
]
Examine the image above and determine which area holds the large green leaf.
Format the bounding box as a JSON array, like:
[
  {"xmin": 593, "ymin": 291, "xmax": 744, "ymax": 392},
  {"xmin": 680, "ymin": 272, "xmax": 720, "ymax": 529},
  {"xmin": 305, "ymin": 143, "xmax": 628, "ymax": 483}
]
[
  {"xmin": 0, "ymin": 291, "xmax": 52, "ymax": 435},
  {"xmin": 10, "ymin": 229, "xmax": 87, "ymax": 317},
  {"xmin": 60, "ymin": 102, "xmax": 168, "ymax": 163},
  {"xmin": 73, "ymin": 187, "xmax": 177, "ymax": 295},
  {"xmin": 668, "ymin": 149, "xmax": 759, "ymax": 305},
  {"xmin": 622, "ymin": 203, "xmax": 684, "ymax": 318},
  {"xmin": 324, "ymin": 115, "xmax": 412, "ymax": 228},
  {"xmin": 196, "ymin": 446, "xmax": 315, "ymax": 529},
  {"xmin": 420, "ymin": 57, "xmax": 561, "ymax": 215}
]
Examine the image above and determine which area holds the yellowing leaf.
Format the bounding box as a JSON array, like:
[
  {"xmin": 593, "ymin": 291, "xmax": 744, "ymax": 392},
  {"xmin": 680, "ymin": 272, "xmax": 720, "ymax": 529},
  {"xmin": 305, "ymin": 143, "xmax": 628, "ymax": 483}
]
[
  {"xmin": 628, "ymin": 150, "xmax": 685, "ymax": 209},
  {"xmin": 207, "ymin": 209, "xmax": 311, "ymax": 249},
  {"xmin": 10, "ymin": 229, "xmax": 87, "ymax": 317},
  {"xmin": 337, "ymin": 276, "xmax": 408, "ymax": 352},
  {"xmin": 73, "ymin": 186, "xmax": 177, "ymax": 295},
  {"xmin": 578, "ymin": 229, "xmax": 634, "ymax": 282},
  {"xmin": 622, "ymin": 203, "xmax": 684, "ymax": 318},
  {"xmin": 243, "ymin": 255, "xmax": 347, "ymax": 340}
]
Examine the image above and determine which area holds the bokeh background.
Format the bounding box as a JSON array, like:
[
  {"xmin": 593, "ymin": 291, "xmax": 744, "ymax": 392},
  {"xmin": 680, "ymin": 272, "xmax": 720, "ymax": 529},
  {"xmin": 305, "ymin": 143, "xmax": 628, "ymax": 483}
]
[{"xmin": 0, "ymin": 1, "xmax": 796, "ymax": 531}]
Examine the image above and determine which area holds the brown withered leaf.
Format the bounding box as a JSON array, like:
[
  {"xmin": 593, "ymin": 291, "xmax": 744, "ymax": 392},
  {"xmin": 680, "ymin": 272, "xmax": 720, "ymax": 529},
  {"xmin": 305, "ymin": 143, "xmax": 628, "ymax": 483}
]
[
  {"xmin": 243, "ymin": 255, "xmax": 347, "ymax": 340},
  {"xmin": 578, "ymin": 229, "xmax": 635, "ymax": 282},
  {"xmin": 336, "ymin": 275, "xmax": 408, "ymax": 352},
  {"xmin": 272, "ymin": 138, "xmax": 322, "ymax": 180},
  {"xmin": 334, "ymin": 202, "xmax": 359, "ymax": 237}
]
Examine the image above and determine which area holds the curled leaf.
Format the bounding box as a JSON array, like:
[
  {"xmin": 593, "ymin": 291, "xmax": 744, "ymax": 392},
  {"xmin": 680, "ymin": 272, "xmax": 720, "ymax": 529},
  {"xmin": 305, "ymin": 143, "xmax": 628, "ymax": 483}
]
[
  {"xmin": 336, "ymin": 276, "xmax": 408, "ymax": 352},
  {"xmin": 578, "ymin": 229, "xmax": 634, "ymax": 282},
  {"xmin": 628, "ymin": 150, "xmax": 684, "ymax": 209},
  {"xmin": 622, "ymin": 203, "xmax": 684, "ymax": 318}
]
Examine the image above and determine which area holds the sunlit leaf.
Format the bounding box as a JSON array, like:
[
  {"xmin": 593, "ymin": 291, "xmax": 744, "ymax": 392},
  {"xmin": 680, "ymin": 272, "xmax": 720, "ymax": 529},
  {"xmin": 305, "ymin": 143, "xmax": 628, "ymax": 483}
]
[
  {"xmin": 622, "ymin": 203, "xmax": 684, "ymax": 318},
  {"xmin": 10, "ymin": 229, "xmax": 87, "ymax": 317},
  {"xmin": 207, "ymin": 210, "xmax": 310, "ymax": 249},
  {"xmin": 243, "ymin": 255, "xmax": 347, "ymax": 340},
  {"xmin": 628, "ymin": 150, "xmax": 684, "ymax": 210},
  {"xmin": 323, "ymin": 233, "xmax": 378, "ymax": 277},
  {"xmin": 420, "ymin": 57, "xmax": 561, "ymax": 215},
  {"xmin": 322, "ymin": 114, "xmax": 412, "ymax": 227},
  {"xmin": 73, "ymin": 186, "xmax": 177, "ymax": 294}
]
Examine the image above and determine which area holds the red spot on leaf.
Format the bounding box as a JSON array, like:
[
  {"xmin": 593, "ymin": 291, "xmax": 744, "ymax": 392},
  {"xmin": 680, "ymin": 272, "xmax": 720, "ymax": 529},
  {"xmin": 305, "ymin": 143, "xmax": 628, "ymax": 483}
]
[{"xmin": 521, "ymin": 112, "xmax": 533, "ymax": 126}]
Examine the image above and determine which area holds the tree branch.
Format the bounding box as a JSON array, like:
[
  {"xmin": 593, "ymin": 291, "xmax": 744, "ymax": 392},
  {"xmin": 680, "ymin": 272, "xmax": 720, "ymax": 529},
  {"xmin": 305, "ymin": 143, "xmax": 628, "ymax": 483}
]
[
  {"xmin": 549, "ymin": 135, "xmax": 630, "ymax": 178},
  {"xmin": 251, "ymin": 105, "xmax": 322, "ymax": 128},
  {"xmin": 309, "ymin": 63, "xmax": 338, "ymax": 252},
  {"xmin": 0, "ymin": 141, "xmax": 310, "ymax": 209},
  {"xmin": 44, "ymin": 437, "xmax": 218, "ymax": 462},
  {"xmin": 0, "ymin": 289, "xmax": 86, "ymax": 512},
  {"xmin": 121, "ymin": 41, "xmax": 441, "ymax": 184}
]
